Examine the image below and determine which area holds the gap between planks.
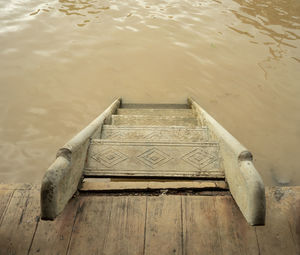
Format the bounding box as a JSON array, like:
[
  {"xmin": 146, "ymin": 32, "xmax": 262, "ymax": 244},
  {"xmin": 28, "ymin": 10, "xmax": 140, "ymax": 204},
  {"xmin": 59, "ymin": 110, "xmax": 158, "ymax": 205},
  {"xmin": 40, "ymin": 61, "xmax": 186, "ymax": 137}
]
[{"xmin": 80, "ymin": 180, "xmax": 228, "ymax": 192}]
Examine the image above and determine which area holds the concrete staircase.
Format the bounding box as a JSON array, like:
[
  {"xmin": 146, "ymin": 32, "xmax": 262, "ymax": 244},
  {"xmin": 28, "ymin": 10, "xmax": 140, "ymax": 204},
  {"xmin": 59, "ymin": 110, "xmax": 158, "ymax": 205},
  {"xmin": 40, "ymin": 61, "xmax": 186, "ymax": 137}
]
[
  {"xmin": 41, "ymin": 98, "xmax": 265, "ymax": 225},
  {"xmin": 84, "ymin": 104, "xmax": 224, "ymax": 179}
]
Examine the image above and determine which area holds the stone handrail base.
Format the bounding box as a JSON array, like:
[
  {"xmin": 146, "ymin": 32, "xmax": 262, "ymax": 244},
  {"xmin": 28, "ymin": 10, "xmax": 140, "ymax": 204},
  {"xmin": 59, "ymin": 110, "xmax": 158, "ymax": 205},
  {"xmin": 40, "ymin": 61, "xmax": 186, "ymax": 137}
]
[
  {"xmin": 188, "ymin": 97, "xmax": 265, "ymax": 225},
  {"xmin": 41, "ymin": 98, "xmax": 121, "ymax": 220}
]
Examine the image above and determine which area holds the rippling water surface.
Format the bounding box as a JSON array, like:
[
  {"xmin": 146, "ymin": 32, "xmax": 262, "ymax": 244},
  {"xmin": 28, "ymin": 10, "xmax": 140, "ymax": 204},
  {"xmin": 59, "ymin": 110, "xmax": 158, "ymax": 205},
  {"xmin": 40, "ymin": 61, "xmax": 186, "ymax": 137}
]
[{"xmin": 0, "ymin": 0, "xmax": 299, "ymax": 185}]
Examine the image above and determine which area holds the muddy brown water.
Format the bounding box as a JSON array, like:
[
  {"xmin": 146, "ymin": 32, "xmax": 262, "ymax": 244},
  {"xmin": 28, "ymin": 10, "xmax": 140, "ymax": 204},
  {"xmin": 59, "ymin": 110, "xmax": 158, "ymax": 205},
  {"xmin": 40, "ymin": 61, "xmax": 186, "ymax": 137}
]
[{"xmin": 0, "ymin": 0, "xmax": 299, "ymax": 185}]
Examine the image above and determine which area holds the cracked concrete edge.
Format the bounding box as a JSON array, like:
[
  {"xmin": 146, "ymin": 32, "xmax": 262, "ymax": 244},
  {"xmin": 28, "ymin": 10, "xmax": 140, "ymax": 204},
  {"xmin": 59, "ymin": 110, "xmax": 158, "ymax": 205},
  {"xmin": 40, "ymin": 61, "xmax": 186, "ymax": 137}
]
[
  {"xmin": 188, "ymin": 97, "xmax": 266, "ymax": 225},
  {"xmin": 40, "ymin": 98, "xmax": 121, "ymax": 220}
]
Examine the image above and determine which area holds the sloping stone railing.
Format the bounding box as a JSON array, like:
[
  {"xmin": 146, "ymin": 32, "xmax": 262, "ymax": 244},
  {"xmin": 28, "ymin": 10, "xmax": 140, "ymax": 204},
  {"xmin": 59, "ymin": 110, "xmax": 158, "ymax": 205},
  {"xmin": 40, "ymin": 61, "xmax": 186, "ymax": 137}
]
[
  {"xmin": 188, "ymin": 97, "xmax": 265, "ymax": 225},
  {"xmin": 41, "ymin": 98, "xmax": 121, "ymax": 220}
]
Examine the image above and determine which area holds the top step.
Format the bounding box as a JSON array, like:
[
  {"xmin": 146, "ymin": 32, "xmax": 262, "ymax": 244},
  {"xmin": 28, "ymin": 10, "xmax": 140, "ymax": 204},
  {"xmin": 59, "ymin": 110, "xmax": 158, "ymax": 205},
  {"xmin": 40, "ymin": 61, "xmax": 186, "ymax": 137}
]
[
  {"xmin": 121, "ymin": 104, "xmax": 190, "ymax": 109},
  {"xmin": 117, "ymin": 108, "xmax": 195, "ymax": 117}
]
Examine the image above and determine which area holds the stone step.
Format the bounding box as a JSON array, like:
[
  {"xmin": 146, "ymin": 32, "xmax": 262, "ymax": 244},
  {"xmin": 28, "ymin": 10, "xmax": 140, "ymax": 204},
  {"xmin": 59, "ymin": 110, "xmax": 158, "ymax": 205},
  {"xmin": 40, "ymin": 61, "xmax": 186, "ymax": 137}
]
[
  {"xmin": 84, "ymin": 140, "xmax": 224, "ymax": 178},
  {"xmin": 117, "ymin": 108, "xmax": 195, "ymax": 117},
  {"xmin": 101, "ymin": 125, "xmax": 209, "ymax": 142},
  {"xmin": 111, "ymin": 115, "xmax": 199, "ymax": 126},
  {"xmin": 121, "ymin": 103, "xmax": 189, "ymax": 109}
]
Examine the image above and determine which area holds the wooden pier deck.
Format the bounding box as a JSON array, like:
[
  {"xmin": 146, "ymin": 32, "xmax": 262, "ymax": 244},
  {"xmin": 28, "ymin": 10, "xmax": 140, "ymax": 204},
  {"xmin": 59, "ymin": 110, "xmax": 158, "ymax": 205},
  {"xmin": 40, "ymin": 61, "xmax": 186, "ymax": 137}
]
[{"xmin": 0, "ymin": 184, "xmax": 299, "ymax": 255}]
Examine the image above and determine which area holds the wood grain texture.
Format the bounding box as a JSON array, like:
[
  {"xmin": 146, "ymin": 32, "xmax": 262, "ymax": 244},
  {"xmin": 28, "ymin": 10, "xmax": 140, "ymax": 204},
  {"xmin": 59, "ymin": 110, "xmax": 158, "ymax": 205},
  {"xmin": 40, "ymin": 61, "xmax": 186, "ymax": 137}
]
[
  {"xmin": 0, "ymin": 189, "xmax": 14, "ymax": 226},
  {"xmin": 29, "ymin": 197, "xmax": 79, "ymax": 255},
  {"xmin": 0, "ymin": 188, "xmax": 40, "ymax": 255},
  {"xmin": 288, "ymin": 187, "xmax": 300, "ymax": 254},
  {"xmin": 100, "ymin": 196, "xmax": 146, "ymax": 255},
  {"xmin": 0, "ymin": 183, "xmax": 33, "ymax": 190},
  {"xmin": 183, "ymin": 196, "xmax": 223, "ymax": 255},
  {"xmin": 0, "ymin": 185, "xmax": 299, "ymax": 255},
  {"xmin": 67, "ymin": 196, "xmax": 146, "ymax": 255},
  {"xmin": 144, "ymin": 196, "xmax": 183, "ymax": 255},
  {"xmin": 255, "ymin": 187, "xmax": 299, "ymax": 255},
  {"xmin": 214, "ymin": 196, "xmax": 259, "ymax": 255}
]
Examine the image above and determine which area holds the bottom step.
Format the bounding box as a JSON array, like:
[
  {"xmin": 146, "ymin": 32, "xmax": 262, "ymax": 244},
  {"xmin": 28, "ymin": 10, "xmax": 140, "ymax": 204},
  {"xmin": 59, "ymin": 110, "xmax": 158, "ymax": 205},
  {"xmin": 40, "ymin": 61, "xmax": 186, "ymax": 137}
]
[
  {"xmin": 85, "ymin": 140, "xmax": 224, "ymax": 178},
  {"xmin": 80, "ymin": 179, "xmax": 228, "ymax": 192}
]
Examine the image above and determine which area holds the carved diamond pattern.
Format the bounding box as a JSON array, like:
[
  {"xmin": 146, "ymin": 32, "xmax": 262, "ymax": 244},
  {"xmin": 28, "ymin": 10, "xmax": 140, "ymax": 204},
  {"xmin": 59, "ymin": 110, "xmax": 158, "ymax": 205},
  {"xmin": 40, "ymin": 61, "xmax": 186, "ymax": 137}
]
[
  {"xmin": 143, "ymin": 132, "xmax": 159, "ymax": 140},
  {"xmin": 182, "ymin": 148, "xmax": 218, "ymax": 170},
  {"xmin": 137, "ymin": 147, "xmax": 172, "ymax": 168},
  {"xmin": 104, "ymin": 131, "xmax": 123, "ymax": 140},
  {"xmin": 92, "ymin": 148, "xmax": 128, "ymax": 168}
]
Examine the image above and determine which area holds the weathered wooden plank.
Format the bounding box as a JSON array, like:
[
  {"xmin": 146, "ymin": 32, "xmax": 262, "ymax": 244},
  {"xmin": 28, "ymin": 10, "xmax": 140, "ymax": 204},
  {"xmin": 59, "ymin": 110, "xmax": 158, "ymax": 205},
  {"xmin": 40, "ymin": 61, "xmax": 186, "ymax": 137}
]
[
  {"xmin": 183, "ymin": 196, "xmax": 223, "ymax": 254},
  {"xmin": 0, "ymin": 184, "xmax": 37, "ymax": 228},
  {"xmin": 287, "ymin": 187, "xmax": 300, "ymax": 254},
  {"xmin": 292, "ymin": 198, "xmax": 300, "ymax": 253},
  {"xmin": 29, "ymin": 197, "xmax": 79, "ymax": 255},
  {"xmin": 66, "ymin": 196, "xmax": 111, "ymax": 254},
  {"xmin": 67, "ymin": 196, "xmax": 146, "ymax": 255},
  {"xmin": 215, "ymin": 196, "xmax": 259, "ymax": 254},
  {"xmin": 255, "ymin": 187, "xmax": 298, "ymax": 255},
  {"xmin": 0, "ymin": 188, "xmax": 40, "ymax": 255},
  {"xmin": 0, "ymin": 183, "xmax": 298, "ymax": 255},
  {"xmin": 144, "ymin": 196, "xmax": 182, "ymax": 255},
  {"xmin": 0, "ymin": 189, "xmax": 14, "ymax": 226},
  {"xmin": 80, "ymin": 180, "xmax": 228, "ymax": 191},
  {"xmin": 100, "ymin": 196, "xmax": 146, "ymax": 255},
  {"xmin": 0, "ymin": 183, "xmax": 33, "ymax": 190}
]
